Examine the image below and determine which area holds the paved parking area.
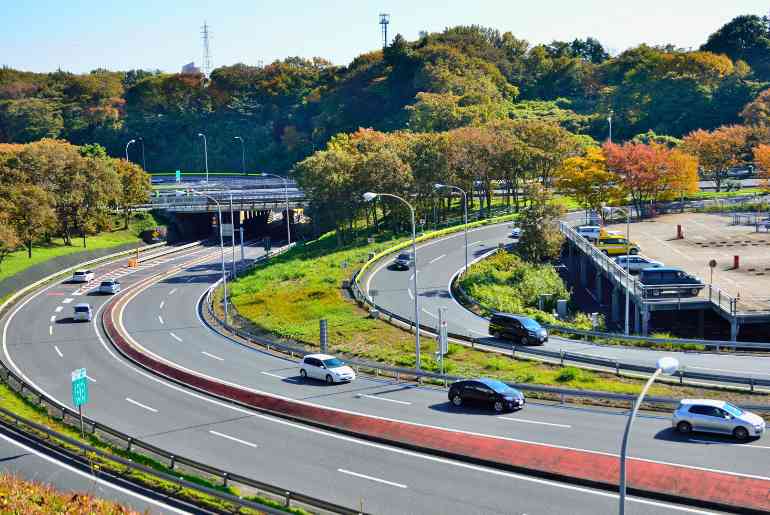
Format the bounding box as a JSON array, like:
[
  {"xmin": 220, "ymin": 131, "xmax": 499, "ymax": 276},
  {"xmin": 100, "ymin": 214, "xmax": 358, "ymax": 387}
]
[{"xmin": 606, "ymin": 212, "xmax": 770, "ymax": 313}]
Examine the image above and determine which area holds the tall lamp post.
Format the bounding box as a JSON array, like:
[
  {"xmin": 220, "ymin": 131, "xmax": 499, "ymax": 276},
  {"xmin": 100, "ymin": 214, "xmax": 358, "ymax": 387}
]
[
  {"xmin": 187, "ymin": 189, "xmax": 228, "ymax": 322},
  {"xmin": 137, "ymin": 136, "xmax": 147, "ymax": 170},
  {"xmin": 363, "ymin": 192, "xmax": 421, "ymax": 369},
  {"xmin": 434, "ymin": 183, "xmax": 468, "ymax": 274},
  {"xmin": 125, "ymin": 139, "xmax": 136, "ymax": 161},
  {"xmin": 197, "ymin": 133, "xmax": 209, "ymax": 183},
  {"xmin": 618, "ymin": 356, "xmax": 679, "ymax": 515},
  {"xmin": 233, "ymin": 136, "xmax": 245, "ymax": 175},
  {"xmin": 259, "ymin": 173, "xmax": 291, "ymax": 246},
  {"xmin": 608, "ymin": 110, "xmax": 614, "ymax": 143}
]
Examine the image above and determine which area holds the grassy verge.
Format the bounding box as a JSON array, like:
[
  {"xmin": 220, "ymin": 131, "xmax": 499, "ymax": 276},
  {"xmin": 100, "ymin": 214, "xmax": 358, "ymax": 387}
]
[
  {"xmin": 0, "ymin": 380, "xmax": 307, "ymax": 514},
  {"xmin": 686, "ymin": 188, "xmax": 764, "ymax": 200},
  {"xmin": 227, "ymin": 219, "xmax": 754, "ymax": 399},
  {"xmin": 0, "ymin": 212, "xmax": 160, "ymax": 284}
]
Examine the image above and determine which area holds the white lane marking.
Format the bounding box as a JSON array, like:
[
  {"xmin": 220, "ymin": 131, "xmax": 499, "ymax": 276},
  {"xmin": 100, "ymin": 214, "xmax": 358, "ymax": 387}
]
[
  {"xmin": 53, "ymin": 345, "xmax": 63, "ymax": 358},
  {"xmin": 498, "ymin": 417, "xmax": 572, "ymax": 429},
  {"xmin": 158, "ymin": 315, "xmax": 164, "ymax": 325},
  {"xmin": 49, "ymin": 315, "xmax": 56, "ymax": 323},
  {"xmin": 125, "ymin": 397, "xmax": 158, "ymax": 413},
  {"xmin": 54, "ymin": 306, "xmax": 62, "ymax": 313},
  {"xmin": 261, "ymin": 371, "xmax": 286, "ymax": 379},
  {"xmin": 169, "ymin": 332, "xmax": 183, "ymax": 343},
  {"xmin": 690, "ymin": 439, "xmax": 770, "ymax": 450},
  {"xmin": 359, "ymin": 394, "xmax": 412, "ymax": 406},
  {"xmin": 421, "ymin": 308, "xmax": 438, "ymax": 319},
  {"xmin": 686, "ymin": 365, "xmax": 770, "ymax": 377},
  {"xmin": 201, "ymin": 351, "xmax": 224, "ymax": 361},
  {"xmin": 159, "ymin": 300, "xmax": 165, "ymax": 309},
  {"xmin": 168, "ymin": 288, "xmax": 177, "ymax": 295},
  {"xmin": 429, "ymin": 254, "xmax": 446, "ymax": 264},
  {"xmin": 209, "ymin": 430, "xmax": 258, "ymax": 448},
  {"xmin": 407, "ymin": 288, "xmax": 414, "ymax": 300},
  {"xmin": 62, "ymin": 298, "xmax": 73, "ymax": 304},
  {"xmin": 0, "ymin": 431, "xmax": 189, "ymax": 514},
  {"xmin": 186, "ymin": 277, "xmax": 195, "ymax": 283},
  {"xmin": 48, "ymin": 325, "xmax": 53, "ymax": 336},
  {"xmin": 337, "ymin": 468, "xmax": 407, "ymax": 489}
]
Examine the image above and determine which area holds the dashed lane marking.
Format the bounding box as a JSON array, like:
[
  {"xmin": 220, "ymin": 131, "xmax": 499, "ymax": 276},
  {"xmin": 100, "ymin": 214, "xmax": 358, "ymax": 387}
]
[
  {"xmin": 53, "ymin": 345, "xmax": 63, "ymax": 358},
  {"xmin": 125, "ymin": 398, "xmax": 158, "ymax": 413},
  {"xmin": 62, "ymin": 298, "xmax": 73, "ymax": 304},
  {"xmin": 158, "ymin": 315, "xmax": 164, "ymax": 325},
  {"xmin": 498, "ymin": 417, "xmax": 572, "ymax": 429},
  {"xmin": 209, "ymin": 430, "xmax": 258, "ymax": 448},
  {"xmin": 159, "ymin": 301, "xmax": 165, "ymax": 309},
  {"xmin": 201, "ymin": 351, "xmax": 224, "ymax": 361},
  {"xmin": 358, "ymin": 394, "xmax": 412, "ymax": 406},
  {"xmin": 169, "ymin": 332, "xmax": 183, "ymax": 343},
  {"xmin": 261, "ymin": 371, "xmax": 286, "ymax": 379},
  {"xmin": 54, "ymin": 306, "xmax": 63, "ymax": 313},
  {"xmin": 337, "ymin": 469, "xmax": 407, "ymax": 489}
]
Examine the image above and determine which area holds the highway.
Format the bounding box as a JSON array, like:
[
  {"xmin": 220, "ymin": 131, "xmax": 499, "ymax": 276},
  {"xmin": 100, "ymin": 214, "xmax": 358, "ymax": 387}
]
[{"xmin": 0, "ymin": 240, "xmax": 728, "ymax": 514}]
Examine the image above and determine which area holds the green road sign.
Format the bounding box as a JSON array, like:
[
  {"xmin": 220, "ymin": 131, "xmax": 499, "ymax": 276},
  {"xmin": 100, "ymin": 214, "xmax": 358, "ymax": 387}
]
[
  {"xmin": 71, "ymin": 368, "xmax": 88, "ymax": 407},
  {"xmin": 175, "ymin": 170, "xmax": 181, "ymax": 182}
]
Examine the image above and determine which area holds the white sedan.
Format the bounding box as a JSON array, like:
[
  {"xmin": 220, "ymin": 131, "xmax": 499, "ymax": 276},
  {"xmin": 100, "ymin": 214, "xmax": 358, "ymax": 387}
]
[
  {"xmin": 300, "ymin": 354, "xmax": 356, "ymax": 384},
  {"xmin": 510, "ymin": 227, "xmax": 522, "ymax": 239},
  {"xmin": 72, "ymin": 270, "xmax": 95, "ymax": 283}
]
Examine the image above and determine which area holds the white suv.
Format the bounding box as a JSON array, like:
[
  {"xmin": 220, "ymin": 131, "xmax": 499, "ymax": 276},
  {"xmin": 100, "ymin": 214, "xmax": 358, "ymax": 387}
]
[
  {"xmin": 99, "ymin": 280, "xmax": 121, "ymax": 294},
  {"xmin": 300, "ymin": 354, "xmax": 356, "ymax": 384},
  {"xmin": 72, "ymin": 270, "xmax": 95, "ymax": 283}
]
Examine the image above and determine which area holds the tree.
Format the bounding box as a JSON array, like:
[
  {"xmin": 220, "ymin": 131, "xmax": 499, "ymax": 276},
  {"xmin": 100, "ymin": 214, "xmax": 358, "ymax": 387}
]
[
  {"xmin": 681, "ymin": 125, "xmax": 749, "ymax": 192},
  {"xmin": 113, "ymin": 158, "xmax": 151, "ymax": 228},
  {"xmin": 603, "ymin": 141, "xmax": 670, "ymax": 217},
  {"xmin": 701, "ymin": 15, "xmax": 770, "ymax": 81},
  {"xmin": 740, "ymin": 88, "xmax": 770, "ymax": 126},
  {"xmin": 0, "ymin": 98, "xmax": 63, "ymax": 143},
  {"xmin": 555, "ymin": 146, "xmax": 622, "ymax": 222},
  {"xmin": 1, "ymin": 183, "xmax": 55, "ymax": 258},
  {"xmin": 0, "ymin": 213, "xmax": 20, "ymax": 269},
  {"xmin": 663, "ymin": 149, "xmax": 699, "ymax": 208},
  {"xmin": 516, "ymin": 183, "xmax": 565, "ymax": 263},
  {"xmin": 753, "ymin": 144, "xmax": 770, "ymax": 191}
]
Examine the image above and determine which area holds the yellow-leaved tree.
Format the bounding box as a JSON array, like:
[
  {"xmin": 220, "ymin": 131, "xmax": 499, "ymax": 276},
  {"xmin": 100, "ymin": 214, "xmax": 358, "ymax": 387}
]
[
  {"xmin": 752, "ymin": 144, "xmax": 770, "ymax": 192},
  {"xmin": 555, "ymin": 146, "xmax": 623, "ymax": 223}
]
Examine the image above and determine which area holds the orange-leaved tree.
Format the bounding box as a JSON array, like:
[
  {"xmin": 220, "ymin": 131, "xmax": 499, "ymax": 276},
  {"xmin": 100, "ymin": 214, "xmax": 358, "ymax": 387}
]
[
  {"xmin": 555, "ymin": 146, "xmax": 623, "ymax": 222},
  {"xmin": 753, "ymin": 144, "xmax": 770, "ymax": 192},
  {"xmin": 681, "ymin": 125, "xmax": 749, "ymax": 192}
]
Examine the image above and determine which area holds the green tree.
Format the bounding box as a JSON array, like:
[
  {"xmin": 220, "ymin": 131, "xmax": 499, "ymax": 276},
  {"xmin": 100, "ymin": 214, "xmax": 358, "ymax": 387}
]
[
  {"xmin": 701, "ymin": 15, "xmax": 770, "ymax": 80},
  {"xmin": 1, "ymin": 183, "xmax": 55, "ymax": 258},
  {"xmin": 516, "ymin": 183, "xmax": 565, "ymax": 263},
  {"xmin": 0, "ymin": 99, "xmax": 63, "ymax": 142},
  {"xmin": 113, "ymin": 158, "xmax": 151, "ymax": 228}
]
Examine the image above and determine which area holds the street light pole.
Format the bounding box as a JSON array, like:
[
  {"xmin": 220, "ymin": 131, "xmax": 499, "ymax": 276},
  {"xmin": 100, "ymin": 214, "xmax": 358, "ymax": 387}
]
[
  {"xmin": 188, "ymin": 189, "xmax": 228, "ymax": 322},
  {"xmin": 608, "ymin": 110, "xmax": 613, "ymax": 143},
  {"xmin": 197, "ymin": 133, "xmax": 209, "ymax": 183},
  {"xmin": 138, "ymin": 137, "xmax": 147, "ymax": 170},
  {"xmin": 260, "ymin": 173, "xmax": 291, "ymax": 246},
  {"xmin": 619, "ymin": 357, "xmax": 679, "ymax": 515},
  {"xmin": 364, "ymin": 192, "xmax": 421, "ymax": 369},
  {"xmin": 234, "ymin": 136, "xmax": 245, "ymax": 175},
  {"xmin": 125, "ymin": 139, "xmax": 136, "ymax": 162},
  {"xmin": 434, "ymin": 183, "xmax": 468, "ymax": 274}
]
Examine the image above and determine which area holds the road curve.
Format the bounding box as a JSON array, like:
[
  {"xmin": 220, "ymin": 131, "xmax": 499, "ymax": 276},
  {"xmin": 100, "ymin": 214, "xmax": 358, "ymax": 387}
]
[{"xmin": 1, "ymin": 241, "xmax": 716, "ymax": 514}]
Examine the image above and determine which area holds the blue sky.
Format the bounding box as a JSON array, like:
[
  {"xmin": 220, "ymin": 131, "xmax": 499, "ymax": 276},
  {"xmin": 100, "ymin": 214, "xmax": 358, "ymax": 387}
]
[{"xmin": 3, "ymin": 1, "xmax": 769, "ymax": 73}]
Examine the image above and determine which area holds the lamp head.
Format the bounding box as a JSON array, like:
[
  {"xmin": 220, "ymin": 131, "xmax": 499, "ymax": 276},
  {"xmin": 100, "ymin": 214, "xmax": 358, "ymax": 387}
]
[
  {"xmin": 128, "ymin": 139, "xmax": 136, "ymax": 144},
  {"xmin": 657, "ymin": 356, "xmax": 679, "ymax": 375},
  {"xmin": 362, "ymin": 192, "xmax": 377, "ymax": 202},
  {"xmin": 197, "ymin": 133, "xmax": 204, "ymax": 137},
  {"xmin": 434, "ymin": 183, "xmax": 445, "ymax": 190}
]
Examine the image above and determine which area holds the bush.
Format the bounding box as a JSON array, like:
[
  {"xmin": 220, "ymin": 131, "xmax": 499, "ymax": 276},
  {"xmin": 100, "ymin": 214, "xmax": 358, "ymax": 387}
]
[{"xmin": 555, "ymin": 366, "xmax": 595, "ymax": 383}]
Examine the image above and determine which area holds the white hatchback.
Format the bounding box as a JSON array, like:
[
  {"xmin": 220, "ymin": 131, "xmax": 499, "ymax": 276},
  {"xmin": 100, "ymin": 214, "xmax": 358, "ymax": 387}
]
[
  {"xmin": 99, "ymin": 280, "xmax": 121, "ymax": 294},
  {"xmin": 72, "ymin": 270, "xmax": 95, "ymax": 283},
  {"xmin": 300, "ymin": 354, "xmax": 356, "ymax": 384}
]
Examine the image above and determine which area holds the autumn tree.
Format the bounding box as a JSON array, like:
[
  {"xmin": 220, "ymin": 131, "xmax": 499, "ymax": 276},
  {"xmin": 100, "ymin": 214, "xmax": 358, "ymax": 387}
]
[
  {"xmin": 753, "ymin": 144, "xmax": 770, "ymax": 191},
  {"xmin": 113, "ymin": 158, "xmax": 151, "ymax": 228},
  {"xmin": 555, "ymin": 146, "xmax": 622, "ymax": 222},
  {"xmin": 0, "ymin": 213, "xmax": 20, "ymax": 269},
  {"xmin": 681, "ymin": 125, "xmax": 749, "ymax": 192},
  {"xmin": 516, "ymin": 183, "xmax": 565, "ymax": 263},
  {"xmin": 603, "ymin": 141, "xmax": 670, "ymax": 217},
  {"xmin": 662, "ymin": 149, "xmax": 699, "ymax": 205},
  {"xmin": 740, "ymin": 88, "xmax": 770, "ymax": 126},
  {"xmin": 0, "ymin": 184, "xmax": 55, "ymax": 258}
]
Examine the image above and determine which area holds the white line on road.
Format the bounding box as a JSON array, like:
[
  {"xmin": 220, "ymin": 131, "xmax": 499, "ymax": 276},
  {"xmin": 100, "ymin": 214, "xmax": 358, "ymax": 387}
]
[
  {"xmin": 54, "ymin": 306, "xmax": 63, "ymax": 313},
  {"xmin": 53, "ymin": 345, "xmax": 63, "ymax": 358},
  {"xmin": 49, "ymin": 315, "xmax": 56, "ymax": 323},
  {"xmin": 125, "ymin": 398, "xmax": 158, "ymax": 413},
  {"xmin": 201, "ymin": 351, "xmax": 224, "ymax": 361},
  {"xmin": 62, "ymin": 298, "xmax": 73, "ymax": 304},
  {"xmin": 337, "ymin": 468, "xmax": 407, "ymax": 489},
  {"xmin": 429, "ymin": 254, "xmax": 446, "ymax": 264},
  {"xmin": 407, "ymin": 288, "xmax": 414, "ymax": 300},
  {"xmin": 359, "ymin": 394, "xmax": 412, "ymax": 406},
  {"xmin": 48, "ymin": 325, "xmax": 53, "ymax": 336},
  {"xmin": 168, "ymin": 288, "xmax": 177, "ymax": 295},
  {"xmin": 690, "ymin": 439, "xmax": 770, "ymax": 450},
  {"xmin": 159, "ymin": 301, "xmax": 165, "ymax": 309},
  {"xmin": 169, "ymin": 332, "xmax": 183, "ymax": 342},
  {"xmin": 158, "ymin": 315, "xmax": 164, "ymax": 325},
  {"xmin": 686, "ymin": 365, "xmax": 770, "ymax": 377},
  {"xmin": 421, "ymin": 308, "xmax": 438, "ymax": 318},
  {"xmin": 209, "ymin": 430, "xmax": 258, "ymax": 448},
  {"xmin": 261, "ymin": 371, "xmax": 286, "ymax": 379},
  {"xmin": 498, "ymin": 417, "xmax": 572, "ymax": 429}
]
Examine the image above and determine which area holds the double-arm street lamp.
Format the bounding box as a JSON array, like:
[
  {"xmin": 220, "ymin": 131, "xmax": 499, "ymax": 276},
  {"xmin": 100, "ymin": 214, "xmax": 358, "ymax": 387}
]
[
  {"xmin": 434, "ymin": 183, "xmax": 468, "ymax": 274},
  {"xmin": 618, "ymin": 356, "xmax": 679, "ymax": 515},
  {"xmin": 125, "ymin": 139, "xmax": 136, "ymax": 161},
  {"xmin": 259, "ymin": 173, "xmax": 291, "ymax": 246},
  {"xmin": 197, "ymin": 133, "xmax": 209, "ymax": 183},
  {"xmin": 233, "ymin": 136, "xmax": 245, "ymax": 175},
  {"xmin": 363, "ymin": 192, "xmax": 421, "ymax": 369}
]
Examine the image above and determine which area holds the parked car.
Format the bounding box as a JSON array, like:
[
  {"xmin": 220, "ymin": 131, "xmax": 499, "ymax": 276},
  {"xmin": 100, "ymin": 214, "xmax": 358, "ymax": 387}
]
[
  {"xmin": 99, "ymin": 279, "xmax": 121, "ymax": 294},
  {"xmin": 393, "ymin": 252, "xmax": 413, "ymax": 270},
  {"xmin": 596, "ymin": 236, "xmax": 640, "ymax": 256},
  {"xmin": 72, "ymin": 303, "xmax": 93, "ymax": 322},
  {"xmin": 299, "ymin": 354, "xmax": 356, "ymax": 384},
  {"xmin": 510, "ymin": 226, "xmax": 522, "ymax": 238},
  {"xmin": 673, "ymin": 399, "xmax": 765, "ymax": 440},
  {"xmin": 72, "ymin": 270, "xmax": 95, "ymax": 283},
  {"xmin": 615, "ymin": 255, "xmax": 663, "ymax": 273},
  {"xmin": 489, "ymin": 313, "xmax": 548, "ymax": 345},
  {"xmin": 639, "ymin": 267, "xmax": 704, "ymax": 298},
  {"xmin": 448, "ymin": 378, "xmax": 525, "ymax": 413},
  {"xmin": 576, "ymin": 225, "xmax": 601, "ymax": 242}
]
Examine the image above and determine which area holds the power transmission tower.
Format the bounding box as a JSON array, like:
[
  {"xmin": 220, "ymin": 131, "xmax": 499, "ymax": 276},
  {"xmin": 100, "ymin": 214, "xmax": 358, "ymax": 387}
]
[
  {"xmin": 201, "ymin": 21, "xmax": 213, "ymax": 77},
  {"xmin": 379, "ymin": 14, "xmax": 390, "ymax": 49}
]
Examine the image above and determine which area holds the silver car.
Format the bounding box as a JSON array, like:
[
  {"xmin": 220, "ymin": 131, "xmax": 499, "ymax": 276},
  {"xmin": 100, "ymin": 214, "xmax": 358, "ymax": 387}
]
[
  {"xmin": 615, "ymin": 255, "xmax": 663, "ymax": 273},
  {"xmin": 72, "ymin": 303, "xmax": 93, "ymax": 322},
  {"xmin": 99, "ymin": 279, "xmax": 121, "ymax": 294},
  {"xmin": 673, "ymin": 399, "xmax": 765, "ymax": 440}
]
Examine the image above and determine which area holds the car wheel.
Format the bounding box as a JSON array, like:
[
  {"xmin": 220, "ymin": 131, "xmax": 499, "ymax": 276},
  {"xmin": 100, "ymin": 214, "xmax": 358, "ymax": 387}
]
[
  {"xmin": 493, "ymin": 400, "xmax": 504, "ymax": 413},
  {"xmin": 325, "ymin": 374, "xmax": 334, "ymax": 385},
  {"xmin": 300, "ymin": 369, "xmax": 307, "ymax": 379},
  {"xmin": 691, "ymin": 288, "xmax": 699, "ymax": 296},
  {"xmin": 451, "ymin": 394, "xmax": 463, "ymax": 407},
  {"xmin": 629, "ymin": 248, "xmax": 639, "ymax": 255},
  {"xmin": 733, "ymin": 426, "xmax": 749, "ymax": 441},
  {"xmin": 676, "ymin": 421, "xmax": 692, "ymax": 434},
  {"xmin": 520, "ymin": 336, "xmax": 528, "ymax": 345}
]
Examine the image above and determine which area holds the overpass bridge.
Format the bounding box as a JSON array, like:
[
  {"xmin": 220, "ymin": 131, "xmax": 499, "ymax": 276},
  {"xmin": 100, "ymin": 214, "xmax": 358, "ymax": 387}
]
[{"xmin": 560, "ymin": 222, "xmax": 770, "ymax": 341}]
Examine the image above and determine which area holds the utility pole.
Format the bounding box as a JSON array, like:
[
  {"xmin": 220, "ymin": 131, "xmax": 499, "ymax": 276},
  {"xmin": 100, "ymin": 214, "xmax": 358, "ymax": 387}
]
[{"xmin": 379, "ymin": 14, "xmax": 390, "ymax": 48}]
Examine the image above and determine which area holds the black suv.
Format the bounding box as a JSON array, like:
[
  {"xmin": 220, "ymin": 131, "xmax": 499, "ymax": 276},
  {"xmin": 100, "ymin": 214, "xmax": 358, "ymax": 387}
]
[
  {"xmin": 639, "ymin": 267, "xmax": 704, "ymax": 298},
  {"xmin": 489, "ymin": 313, "xmax": 548, "ymax": 345},
  {"xmin": 448, "ymin": 378, "xmax": 525, "ymax": 412}
]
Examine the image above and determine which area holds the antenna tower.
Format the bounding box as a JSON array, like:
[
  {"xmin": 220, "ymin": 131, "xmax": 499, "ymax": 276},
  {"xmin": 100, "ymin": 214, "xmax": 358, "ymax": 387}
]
[
  {"xmin": 379, "ymin": 14, "xmax": 390, "ymax": 49},
  {"xmin": 201, "ymin": 21, "xmax": 213, "ymax": 77}
]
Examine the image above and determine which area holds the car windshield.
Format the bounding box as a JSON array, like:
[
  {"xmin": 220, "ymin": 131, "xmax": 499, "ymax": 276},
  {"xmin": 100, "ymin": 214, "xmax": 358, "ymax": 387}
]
[
  {"xmin": 480, "ymin": 379, "xmax": 514, "ymax": 394},
  {"xmin": 323, "ymin": 358, "xmax": 345, "ymax": 368},
  {"xmin": 74, "ymin": 306, "xmax": 90, "ymax": 313},
  {"xmin": 520, "ymin": 318, "xmax": 541, "ymax": 331},
  {"xmin": 723, "ymin": 403, "xmax": 744, "ymax": 417},
  {"xmin": 397, "ymin": 253, "xmax": 411, "ymax": 260},
  {"xmin": 100, "ymin": 281, "xmax": 113, "ymax": 286}
]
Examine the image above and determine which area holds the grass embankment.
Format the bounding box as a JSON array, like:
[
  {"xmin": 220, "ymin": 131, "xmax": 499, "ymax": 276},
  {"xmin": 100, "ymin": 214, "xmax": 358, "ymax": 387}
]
[
  {"xmin": 0, "ymin": 212, "xmax": 160, "ymax": 284},
  {"xmin": 0, "ymin": 381, "xmax": 307, "ymax": 514},
  {"xmin": 228, "ymin": 219, "xmax": 717, "ymax": 398}
]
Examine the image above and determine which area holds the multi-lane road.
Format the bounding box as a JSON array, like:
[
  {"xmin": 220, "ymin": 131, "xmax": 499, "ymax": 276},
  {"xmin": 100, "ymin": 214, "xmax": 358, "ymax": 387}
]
[{"xmin": 0, "ymin": 234, "xmax": 764, "ymax": 514}]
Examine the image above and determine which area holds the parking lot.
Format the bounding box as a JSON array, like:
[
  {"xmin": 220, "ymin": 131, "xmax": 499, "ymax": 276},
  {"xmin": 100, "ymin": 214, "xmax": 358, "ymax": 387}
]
[{"xmin": 606, "ymin": 212, "xmax": 770, "ymax": 313}]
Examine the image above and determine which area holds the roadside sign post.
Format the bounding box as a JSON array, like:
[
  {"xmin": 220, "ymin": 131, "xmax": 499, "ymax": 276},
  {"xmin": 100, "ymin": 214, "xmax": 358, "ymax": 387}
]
[
  {"xmin": 71, "ymin": 368, "xmax": 88, "ymax": 438},
  {"xmin": 175, "ymin": 170, "xmax": 181, "ymax": 183},
  {"xmin": 320, "ymin": 319, "xmax": 328, "ymax": 354},
  {"xmin": 436, "ymin": 308, "xmax": 448, "ymax": 381}
]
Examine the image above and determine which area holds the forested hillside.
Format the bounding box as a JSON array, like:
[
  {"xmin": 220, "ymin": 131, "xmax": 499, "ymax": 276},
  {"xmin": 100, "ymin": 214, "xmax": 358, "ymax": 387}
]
[{"xmin": 3, "ymin": 16, "xmax": 770, "ymax": 173}]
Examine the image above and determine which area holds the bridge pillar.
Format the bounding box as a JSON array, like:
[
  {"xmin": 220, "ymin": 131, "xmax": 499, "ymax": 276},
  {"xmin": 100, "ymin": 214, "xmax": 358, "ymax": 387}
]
[
  {"xmin": 640, "ymin": 306, "xmax": 650, "ymax": 336},
  {"xmin": 611, "ymin": 287, "xmax": 621, "ymax": 324},
  {"xmin": 730, "ymin": 318, "xmax": 740, "ymax": 342},
  {"xmin": 697, "ymin": 310, "xmax": 705, "ymax": 339},
  {"xmin": 595, "ymin": 273, "xmax": 603, "ymax": 304},
  {"xmin": 579, "ymin": 255, "xmax": 588, "ymax": 287}
]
